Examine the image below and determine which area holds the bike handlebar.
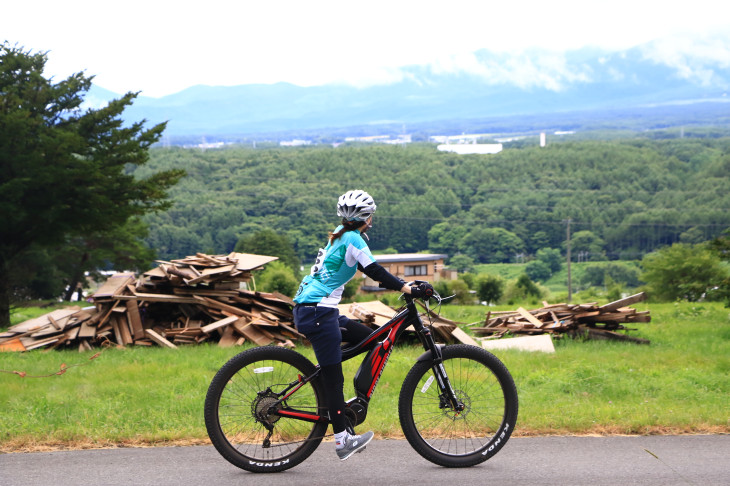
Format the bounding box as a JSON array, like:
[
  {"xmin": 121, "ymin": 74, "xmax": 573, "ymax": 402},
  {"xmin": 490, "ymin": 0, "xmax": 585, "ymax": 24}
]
[{"xmin": 405, "ymin": 280, "xmax": 437, "ymax": 302}]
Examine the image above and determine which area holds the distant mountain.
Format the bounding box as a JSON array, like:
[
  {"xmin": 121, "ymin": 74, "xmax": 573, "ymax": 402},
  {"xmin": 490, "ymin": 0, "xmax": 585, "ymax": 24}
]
[{"xmin": 93, "ymin": 38, "xmax": 730, "ymax": 140}]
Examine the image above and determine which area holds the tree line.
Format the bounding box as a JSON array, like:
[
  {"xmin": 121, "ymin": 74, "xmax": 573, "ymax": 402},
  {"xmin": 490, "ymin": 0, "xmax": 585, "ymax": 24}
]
[{"xmin": 139, "ymin": 139, "xmax": 730, "ymax": 267}]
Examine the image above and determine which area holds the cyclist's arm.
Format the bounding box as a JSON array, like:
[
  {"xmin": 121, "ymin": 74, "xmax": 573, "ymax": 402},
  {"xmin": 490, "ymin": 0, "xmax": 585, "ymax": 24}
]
[{"xmin": 358, "ymin": 262, "xmax": 411, "ymax": 293}]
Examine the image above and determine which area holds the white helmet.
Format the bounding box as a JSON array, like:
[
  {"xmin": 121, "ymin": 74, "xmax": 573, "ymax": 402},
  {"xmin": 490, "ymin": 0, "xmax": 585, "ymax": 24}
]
[{"xmin": 337, "ymin": 190, "xmax": 377, "ymax": 222}]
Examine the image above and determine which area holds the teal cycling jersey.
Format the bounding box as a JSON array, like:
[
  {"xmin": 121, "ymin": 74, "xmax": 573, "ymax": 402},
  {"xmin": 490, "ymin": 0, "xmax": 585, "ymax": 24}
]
[{"xmin": 294, "ymin": 227, "xmax": 376, "ymax": 308}]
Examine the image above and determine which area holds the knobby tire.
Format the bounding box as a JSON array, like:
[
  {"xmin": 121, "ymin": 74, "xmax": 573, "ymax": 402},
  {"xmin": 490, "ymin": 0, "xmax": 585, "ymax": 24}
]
[
  {"xmin": 398, "ymin": 344, "xmax": 518, "ymax": 467},
  {"xmin": 204, "ymin": 346, "xmax": 327, "ymax": 473}
]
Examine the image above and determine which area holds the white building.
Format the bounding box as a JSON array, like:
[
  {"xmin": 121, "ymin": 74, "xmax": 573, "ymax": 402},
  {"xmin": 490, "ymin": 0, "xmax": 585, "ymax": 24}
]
[{"xmin": 437, "ymin": 143, "xmax": 503, "ymax": 155}]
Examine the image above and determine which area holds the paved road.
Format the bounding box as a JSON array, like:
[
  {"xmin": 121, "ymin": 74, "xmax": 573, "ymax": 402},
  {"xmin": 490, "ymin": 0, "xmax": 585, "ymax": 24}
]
[{"xmin": 1, "ymin": 435, "xmax": 728, "ymax": 486}]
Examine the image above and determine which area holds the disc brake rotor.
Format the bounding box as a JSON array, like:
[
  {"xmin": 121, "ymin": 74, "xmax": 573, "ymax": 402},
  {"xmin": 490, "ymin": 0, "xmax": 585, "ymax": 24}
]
[{"xmin": 444, "ymin": 389, "xmax": 471, "ymax": 420}]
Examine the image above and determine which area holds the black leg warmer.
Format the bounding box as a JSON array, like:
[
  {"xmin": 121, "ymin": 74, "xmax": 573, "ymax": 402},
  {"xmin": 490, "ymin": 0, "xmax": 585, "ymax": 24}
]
[{"xmin": 319, "ymin": 362, "xmax": 347, "ymax": 433}]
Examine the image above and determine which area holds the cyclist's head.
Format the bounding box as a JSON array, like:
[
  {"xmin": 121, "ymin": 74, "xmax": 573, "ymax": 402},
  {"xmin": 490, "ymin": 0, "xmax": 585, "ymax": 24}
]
[{"xmin": 337, "ymin": 190, "xmax": 376, "ymax": 223}]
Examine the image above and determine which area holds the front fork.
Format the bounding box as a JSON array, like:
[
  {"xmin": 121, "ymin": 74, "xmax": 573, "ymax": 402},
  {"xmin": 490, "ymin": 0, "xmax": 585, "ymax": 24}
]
[{"xmin": 417, "ymin": 317, "xmax": 465, "ymax": 413}]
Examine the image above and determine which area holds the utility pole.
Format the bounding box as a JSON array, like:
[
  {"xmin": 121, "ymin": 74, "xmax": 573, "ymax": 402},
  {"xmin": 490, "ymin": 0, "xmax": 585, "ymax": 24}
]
[{"xmin": 566, "ymin": 218, "xmax": 572, "ymax": 303}]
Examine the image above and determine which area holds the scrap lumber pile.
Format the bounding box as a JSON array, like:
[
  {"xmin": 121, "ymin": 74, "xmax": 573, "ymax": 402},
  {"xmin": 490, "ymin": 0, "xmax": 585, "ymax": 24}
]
[
  {"xmin": 0, "ymin": 252, "xmax": 306, "ymax": 352},
  {"xmin": 471, "ymin": 292, "xmax": 651, "ymax": 344}
]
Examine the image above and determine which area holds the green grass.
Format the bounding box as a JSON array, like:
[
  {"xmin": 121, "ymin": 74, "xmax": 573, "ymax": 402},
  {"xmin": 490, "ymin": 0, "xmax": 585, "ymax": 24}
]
[{"xmin": 1, "ymin": 302, "xmax": 728, "ymax": 451}]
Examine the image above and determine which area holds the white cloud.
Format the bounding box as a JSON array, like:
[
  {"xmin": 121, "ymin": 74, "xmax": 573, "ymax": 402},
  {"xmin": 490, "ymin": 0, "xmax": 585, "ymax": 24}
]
[
  {"xmin": 641, "ymin": 33, "xmax": 730, "ymax": 87},
  {"xmin": 422, "ymin": 51, "xmax": 593, "ymax": 91},
  {"xmin": 3, "ymin": 0, "xmax": 730, "ymax": 96}
]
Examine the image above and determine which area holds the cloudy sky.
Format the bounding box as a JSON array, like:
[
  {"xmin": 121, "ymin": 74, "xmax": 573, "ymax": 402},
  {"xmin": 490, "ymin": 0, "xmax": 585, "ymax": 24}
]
[{"xmin": 3, "ymin": 0, "xmax": 730, "ymax": 97}]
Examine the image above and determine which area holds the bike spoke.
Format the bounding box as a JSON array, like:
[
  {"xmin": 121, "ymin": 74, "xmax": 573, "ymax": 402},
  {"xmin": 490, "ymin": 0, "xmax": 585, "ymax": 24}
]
[
  {"xmin": 214, "ymin": 358, "xmax": 322, "ymax": 461},
  {"xmin": 405, "ymin": 352, "xmax": 515, "ymax": 458}
]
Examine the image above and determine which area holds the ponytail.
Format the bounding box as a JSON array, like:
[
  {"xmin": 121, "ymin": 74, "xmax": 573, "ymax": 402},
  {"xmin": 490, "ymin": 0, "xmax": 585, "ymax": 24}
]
[{"xmin": 329, "ymin": 219, "xmax": 363, "ymax": 244}]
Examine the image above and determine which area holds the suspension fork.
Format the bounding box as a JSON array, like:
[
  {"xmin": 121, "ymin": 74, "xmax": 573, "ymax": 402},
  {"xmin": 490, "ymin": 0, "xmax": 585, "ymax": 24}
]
[{"xmin": 411, "ymin": 301, "xmax": 465, "ymax": 412}]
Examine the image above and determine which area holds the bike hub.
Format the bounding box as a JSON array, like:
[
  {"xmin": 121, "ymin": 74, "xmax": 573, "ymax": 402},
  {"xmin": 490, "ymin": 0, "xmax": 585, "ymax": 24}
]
[{"xmin": 251, "ymin": 392, "xmax": 281, "ymax": 426}]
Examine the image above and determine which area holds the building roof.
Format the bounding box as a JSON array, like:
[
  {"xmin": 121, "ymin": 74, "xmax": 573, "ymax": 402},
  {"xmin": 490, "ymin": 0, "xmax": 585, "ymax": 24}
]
[{"xmin": 373, "ymin": 253, "xmax": 448, "ymax": 263}]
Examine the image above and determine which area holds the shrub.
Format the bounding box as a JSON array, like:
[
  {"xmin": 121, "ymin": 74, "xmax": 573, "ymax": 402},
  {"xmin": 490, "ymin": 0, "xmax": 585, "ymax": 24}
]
[
  {"xmin": 255, "ymin": 261, "xmax": 299, "ymax": 297},
  {"xmin": 475, "ymin": 274, "xmax": 504, "ymax": 305},
  {"xmin": 525, "ymin": 260, "xmax": 551, "ymax": 282},
  {"xmin": 641, "ymin": 243, "xmax": 727, "ymax": 302}
]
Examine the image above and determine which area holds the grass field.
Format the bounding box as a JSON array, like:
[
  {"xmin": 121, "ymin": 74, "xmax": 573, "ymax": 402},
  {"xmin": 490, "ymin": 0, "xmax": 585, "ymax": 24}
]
[{"xmin": 1, "ymin": 301, "xmax": 728, "ymax": 452}]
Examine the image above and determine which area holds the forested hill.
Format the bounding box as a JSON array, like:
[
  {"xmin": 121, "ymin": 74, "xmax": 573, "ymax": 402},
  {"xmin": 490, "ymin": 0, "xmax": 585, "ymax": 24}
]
[{"xmin": 136, "ymin": 139, "xmax": 730, "ymax": 265}]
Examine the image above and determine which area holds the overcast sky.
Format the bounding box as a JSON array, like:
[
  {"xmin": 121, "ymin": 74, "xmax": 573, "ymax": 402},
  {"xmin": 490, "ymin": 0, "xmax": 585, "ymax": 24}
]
[{"xmin": 3, "ymin": 0, "xmax": 730, "ymax": 97}]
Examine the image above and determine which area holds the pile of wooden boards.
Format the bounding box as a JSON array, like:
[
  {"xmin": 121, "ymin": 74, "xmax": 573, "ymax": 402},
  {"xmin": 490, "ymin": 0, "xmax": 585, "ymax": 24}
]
[
  {"xmin": 1, "ymin": 267, "xmax": 480, "ymax": 352},
  {"xmin": 471, "ymin": 292, "xmax": 652, "ymax": 344},
  {"xmin": 0, "ymin": 252, "xmax": 307, "ymax": 352}
]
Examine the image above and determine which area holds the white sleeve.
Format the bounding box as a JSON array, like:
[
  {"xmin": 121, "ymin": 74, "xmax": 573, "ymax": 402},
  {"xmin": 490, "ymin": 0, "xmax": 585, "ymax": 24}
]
[{"xmin": 345, "ymin": 242, "xmax": 376, "ymax": 268}]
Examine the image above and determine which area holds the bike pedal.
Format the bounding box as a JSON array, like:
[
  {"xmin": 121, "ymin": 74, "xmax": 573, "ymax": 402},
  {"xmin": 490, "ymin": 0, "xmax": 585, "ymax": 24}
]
[{"xmin": 357, "ymin": 446, "xmax": 366, "ymax": 453}]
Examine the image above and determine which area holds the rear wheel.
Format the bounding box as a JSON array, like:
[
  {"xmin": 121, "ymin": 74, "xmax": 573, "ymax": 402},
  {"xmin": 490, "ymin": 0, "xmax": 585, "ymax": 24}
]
[
  {"xmin": 204, "ymin": 346, "xmax": 327, "ymax": 473},
  {"xmin": 398, "ymin": 345, "xmax": 518, "ymax": 467}
]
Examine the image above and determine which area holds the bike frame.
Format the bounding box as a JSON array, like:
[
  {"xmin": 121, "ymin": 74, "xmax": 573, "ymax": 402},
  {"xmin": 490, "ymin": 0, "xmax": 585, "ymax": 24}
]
[{"xmin": 271, "ymin": 295, "xmax": 463, "ymax": 428}]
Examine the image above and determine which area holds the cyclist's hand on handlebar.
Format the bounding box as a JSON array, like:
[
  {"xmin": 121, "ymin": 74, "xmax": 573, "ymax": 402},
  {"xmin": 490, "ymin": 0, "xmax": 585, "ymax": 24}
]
[{"xmin": 409, "ymin": 282, "xmax": 434, "ymax": 300}]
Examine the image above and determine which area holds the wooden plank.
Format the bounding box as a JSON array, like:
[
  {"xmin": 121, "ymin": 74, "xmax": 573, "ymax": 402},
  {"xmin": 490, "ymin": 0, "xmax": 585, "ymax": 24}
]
[
  {"xmin": 95, "ymin": 300, "xmax": 121, "ymax": 328},
  {"xmin": 30, "ymin": 324, "xmax": 62, "ymax": 338},
  {"xmin": 0, "ymin": 337, "xmax": 26, "ymax": 352},
  {"xmin": 92, "ymin": 272, "xmax": 135, "ymax": 298},
  {"xmin": 201, "ymin": 264, "xmax": 235, "ymax": 276},
  {"xmin": 164, "ymin": 265, "xmax": 197, "ymax": 280},
  {"xmin": 119, "ymin": 314, "xmax": 134, "ymax": 345},
  {"xmin": 516, "ymin": 307, "xmax": 546, "ymax": 328},
  {"xmin": 626, "ymin": 312, "xmax": 652, "ymax": 323},
  {"xmin": 144, "ymin": 329, "xmax": 178, "ymax": 349},
  {"xmin": 598, "ymin": 292, "xmax": 646, "ymax": 312},
  {"xmin": 8, "ymin": 307, "xmax": 82, "ymax": 334},
  {"xmin": 217, "ymin": 325, "xmax": 238, "ymax": 347},
  {"xmin": 197, "ymin": 296, "xmax": 253, "ymax": 317},
  {"xmin": 115, "ymin": 293, "xmax": 200, "ymax": 304},
  {"xmin": 20, "ymin": 335, "xmax": 60, "ymax": 350},
  {"xmin": 450, "ymin": 327, "xmax": 480, "ymax": 346},
  {"xmin": 125, "ymin": 301, "xmax": 146, "ymax": 340},
  {"xmin": 201, "ymin": 315, "xmax": 239, "ymax": 334},
  {"xmin": 481, "ymin": 334, "xmax": 556, "ymax": 353},
  {"xmin": 580, "ymin": 312, "xmax": 638, "ymax": 323},
  {"xmin": 233, "ymin": 321, "xmax": 273, "ymax": 346},
  {"xmin": 47, "ymin": 314, "xmax": 63, "ymax": 330},
  {"xmin": 230, "ymin": 252, "xmax": 278, "ymax": 271},
  {"xmin": 279, "ymin": 322, "xmax": 304, "ymax": 337},
  {"xmin": 143, "ymin": 266, "xmax": 167, "ymax": 279},
  {"xmin": 110, "ymin": 316, "xmax": 126, "ymax": 345},
  {"xmin": 64, "ymin": 325, "xmax": 81, "ymax": 341},
  {"xmin": 172, "ymin": 288, "xmax": 239, "ymax": 297}
]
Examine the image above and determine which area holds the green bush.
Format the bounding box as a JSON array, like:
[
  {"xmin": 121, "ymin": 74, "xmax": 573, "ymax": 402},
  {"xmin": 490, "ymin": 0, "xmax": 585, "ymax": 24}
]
[
  {"xmin": 536, "ymin": 247, "xmax": 562, "ymax": 273},
  {"xmin": 641, "ymin": 243, "xmax": 728, "ymax": 302},
  {"xmin": 525, "ymin": 260, "xmax": 551, "ymax": 282},
  {"xmin": 581, "ymin": 262, "xmax": 641, "ymax": 288},
  {"xmin": 475, "ymin": 273, "xmax": 505, "ymax": 305},
  {"xmin": 503, "ymin": 273, "xmax": 546, "ymax": 305},
  {"xmin": 433, "ymin": 279, "xmax": 473, "ymax": 305},
  {"xmin": 255, "ymin": 261, "xmax": 299, "ymax": 297}
]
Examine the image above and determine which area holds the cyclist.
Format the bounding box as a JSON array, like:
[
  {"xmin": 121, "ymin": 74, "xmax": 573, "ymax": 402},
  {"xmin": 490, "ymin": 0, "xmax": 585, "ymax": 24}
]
[{"xmin": 293, "ymin": 189, "xmax": 433, "ymax": 461}]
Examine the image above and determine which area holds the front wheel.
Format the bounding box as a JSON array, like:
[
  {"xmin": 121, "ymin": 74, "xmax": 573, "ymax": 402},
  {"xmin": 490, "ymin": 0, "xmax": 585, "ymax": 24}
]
[
  {"xmin": 398, "ymin": 344, "xmax": 518, "ymax": 467},
  {"xmin": 204, "ymin": 346, "xmax": 327, "ymax": 473}
]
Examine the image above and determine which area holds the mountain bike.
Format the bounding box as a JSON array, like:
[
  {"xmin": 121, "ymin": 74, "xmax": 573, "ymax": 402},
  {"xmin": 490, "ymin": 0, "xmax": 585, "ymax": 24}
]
[{"xmin": 204, "ymin": 285, "xmax": 518, "ymax": 473}]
